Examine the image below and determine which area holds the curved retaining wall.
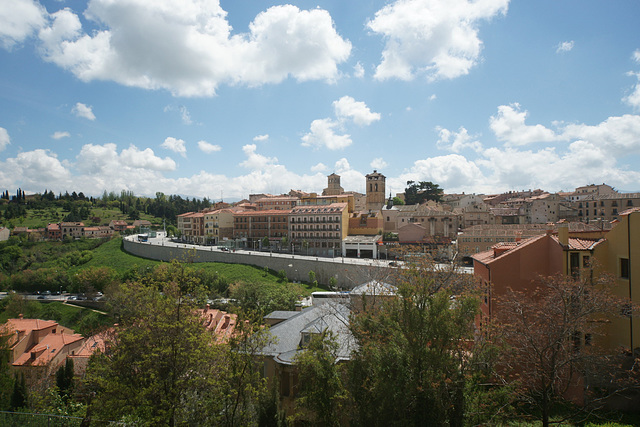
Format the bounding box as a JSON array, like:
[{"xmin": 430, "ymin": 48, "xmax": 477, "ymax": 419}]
[{"xmin": 123, "ymin": 239, "xmax": 389, "ymax": 289}]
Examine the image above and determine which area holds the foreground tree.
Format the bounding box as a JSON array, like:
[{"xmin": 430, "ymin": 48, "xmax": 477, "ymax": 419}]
[
  {"xmin": 86, "ymin": 262, "xmax": 270, "ymax": 426},
  {"xmin": 496, "ymin": 273, "xmax": 632, "ymax": 427},
  {"xmin": 347, "ymin": 256, "xmax": 493, "ymax": 426},
  {"xmin": 293, "ymin": 330, "xmax": 348, "ymax": 426}
]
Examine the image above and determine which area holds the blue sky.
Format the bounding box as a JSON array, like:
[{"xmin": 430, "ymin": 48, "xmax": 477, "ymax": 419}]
[{"xmin": 1, "ymin": 0, "xmax": 639, "ymax": 201}]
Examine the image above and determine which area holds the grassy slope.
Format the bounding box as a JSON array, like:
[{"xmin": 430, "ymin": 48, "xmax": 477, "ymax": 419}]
[{"xmin": 80, "ymin": 237, "xmax": 325, "ymax": 293}]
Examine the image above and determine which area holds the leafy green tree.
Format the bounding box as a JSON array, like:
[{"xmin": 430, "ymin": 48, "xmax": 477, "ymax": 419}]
[
  {"xmin": 403, "ymin": 181, "xmax": 443, "ymax": 205},
  {"xmin": 293, "ymin": 330, "xmax": 348, "ymax": 426},
  {"xmin": 392, "ymin": 196, "xmax": 405, "ymax": 206},
  {"xmin": 10, "ymin": 373, "xmax": 27, "ymax": 410},
  {"xmin": 56, "ymin": 358, "xmax": 75, "ymax": 397},
  {"xmin": 86, "ymin": 262, "xmax": 271, "ymax": 426},
  {"xmin": 261, "ymin": 236, "xmax": 270, "ymax": 250},
  {"xmin": 348, "ymin": 258, "xmax": 482, "ymax": 427}
]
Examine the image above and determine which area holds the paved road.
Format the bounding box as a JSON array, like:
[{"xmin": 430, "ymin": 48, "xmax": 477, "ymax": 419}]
[{"xmin": 125, "ymin": 232, "xmax": 473, "ymax": 274}]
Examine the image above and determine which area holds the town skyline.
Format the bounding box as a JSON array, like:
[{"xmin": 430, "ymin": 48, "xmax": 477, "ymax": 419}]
[{"xmin": 1, "ymin": 0, "xmax": 640, "ymax": 199}]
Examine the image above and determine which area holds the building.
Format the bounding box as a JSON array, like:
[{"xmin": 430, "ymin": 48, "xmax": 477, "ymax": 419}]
[
  {"xmin": 2, "ymin": 316, "xmax": 85, "ymax": 384},
  {"xmin": 322, "ymin": 173, "xmax": 345, "ymax": 196},
  {"xmin": 45, "ymin": 223, "xmax": 61, "ymax": 240},
  {"xmin": 348, "ymin": 211, "xmax": 383, "ymax": 236},
  {"xmin": 177, "ymin": 212, "xmax": 205, "ymax": 244},
  {"xmin": 203, "ymin": 208, "xmax": 236, "ymax": 245},
  {"xmin": 233, "ymin": 209, "xmax": 291, "ymax": 249},
  {"xmin": 60, "ymin": 222, "xmax": 85, "ymax": 239},
  {"xmin": 109, "ymin": 220, "xmax": 128, "ymax": 232},
  {"xmin": 289, "ymin": 203, "xmax": 348, "ymax": 256},
  {"xmin": 572, "ymin": 192, "xmax": 640, "ymax": 223},
  {"xmin": 259, "ymin": 301, "xmax": 354, "ymax": 415},
  {"xmin": 471, "ymin": 208, "xmax": 640, "ymax": 353},
  {"xmin": 0, "ymin": 226, "xmax": 9, "ymax": 241},
  {"xmin": 365, "ymin": 170, "xmax": 386, "ymax": 212},
  {"xmin": 254, "ymin": 196, "xmax": 299, "ymax": 211},
  {"xmin": 457, "ymin": 222, "xmax": 610, "ymax": 256}
]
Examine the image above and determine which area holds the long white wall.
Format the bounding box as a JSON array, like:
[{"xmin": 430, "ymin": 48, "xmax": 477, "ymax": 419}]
[{"xmin": 123, "ymin": 239, "xmax": 390, "ymax": 289}]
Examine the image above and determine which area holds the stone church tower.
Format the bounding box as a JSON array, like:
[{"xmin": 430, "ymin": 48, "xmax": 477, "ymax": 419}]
[
  {"xmin": 365, "ymin": 170, "xmax": 385, "ymax": 211},
  {"xmin": 322, "ymin": 173, "xmax": 344, "ymax": 196}
]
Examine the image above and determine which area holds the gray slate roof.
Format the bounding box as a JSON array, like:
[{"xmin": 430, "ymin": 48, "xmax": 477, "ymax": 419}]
[{"xmin": 260, "ymin": 302, "xmax": 355, "ymax": 365}]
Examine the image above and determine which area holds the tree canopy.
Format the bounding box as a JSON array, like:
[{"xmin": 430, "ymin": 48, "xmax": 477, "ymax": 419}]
[{"xmin": 403, "ymin": 181, "xmax": 443, "ymax": 205}]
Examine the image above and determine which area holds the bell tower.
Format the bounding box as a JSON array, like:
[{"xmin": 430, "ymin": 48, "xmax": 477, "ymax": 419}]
[{"xmin": 365, "ymin": 170, "xmax": 385, "ymax": 211}]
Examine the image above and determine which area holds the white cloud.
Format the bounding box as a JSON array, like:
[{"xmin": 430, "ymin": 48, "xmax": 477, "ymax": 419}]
[
  {"xmin": 436, "ymin": 126, "xmax": 483, "ymax": 153},
  {"xmin": 198, "ymin": 140, "xmax": 222, "ymax": 153},
  {"xmin": 632, "ymin": 49, "xmax": 640, "ymax": 64},
  {"xmin": 353, "ymin": 62, "xmax": 365, "ymax": 78},
  {"xmin": 0, "ymin": 149, "xmax": 72, "ymax": 190},
  {"xmin": 489, "ymin": 103, "xmax": 558, "ymax": 145},
  {"xmin": 36, "ymin": 1, "xmax": 351, "ymax": 97},
  {"xmin": 51, "ymin": 131, "xmax": 70, "ymax": 140},
  {"xmin": 71, "ymin": 102, "xmax": 96, "ymax": 120},
  {"xmin": 624, "ymin": 71, "xmax": 640, "ymax": 110},
  {"xmin": 333, "ymin": 96, "xmax": 381, "ymax": 126},
  {"xmin": 164, "ymin": 105, "xmax": 193, "ymax": 125},
  {"xmin": 239, "ymin": 144, "xmax": 278, "ymax": 170},
  {"xmin": 370, "ymin": 157, "xmax": 388, "ymax": 170},
  {"xmin": 367, "ymin": 0, "xmax": 509, "ymax": 81},
  {"xmin": 560, "ymin": 114, "xmax": 640, "ymax": 155},
  {"xmin": 556, "ymin": 40, "xmax": 574, "ymax": 53},
  {"xmin": 76, "ymin": 143, "xmax": 176, "ymax": 174},
  {"xmin": 253, "ymin": 134, "xmax": 269, "ymax": 142},
  {"xmin": 0, "ymin": 0, "xmax": 47, "ymax": 50},
  {"xmin": 311, "ymin": 162, "xmax": 327, "ymax": 172},
  {"xmin": 394, "ymin": 154, "xmax": 486, "ymax": 193},
  {"xmin": 0, "ymin": 127, "xmax": 10, "ymax": 151},
  {"xmin": 429, "ymin": 94, "xmax": 437, "ymax": 101},
  {"xmin": 161, "ymin": 137, "xmax": 187, "ymax": 157},
  {"xmin": 301, "ymin": 118, "xmax": 352, "ymax": 150}
]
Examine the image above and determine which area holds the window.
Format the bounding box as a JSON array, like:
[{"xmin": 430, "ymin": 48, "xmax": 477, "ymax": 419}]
[{"xmin": 620, "ymin": 258, "xmax": 630, "ymax": 279}]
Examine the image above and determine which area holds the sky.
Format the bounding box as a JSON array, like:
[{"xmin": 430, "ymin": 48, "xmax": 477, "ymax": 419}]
[{"xmin": 1, "ymin": 0, "xmax": 640, "ymax": 202}]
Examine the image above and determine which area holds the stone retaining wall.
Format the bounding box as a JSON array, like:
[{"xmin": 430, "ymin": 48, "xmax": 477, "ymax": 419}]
[{"xmin": 123, "ymin": 239, "xmax": 391, "ymax": 289}]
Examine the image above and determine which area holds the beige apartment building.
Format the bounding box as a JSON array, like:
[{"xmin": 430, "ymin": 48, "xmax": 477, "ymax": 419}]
[
  {"xmin": 177, "ymin": 212, "xmax": 205, "ymax": 244},
  {"xmin": 204, "ymin": 208, "xmax": 236, "ymax": 245},
  {"xmin": 572, "ymin": 192, "xmax": 640, "ymax": 223},
  {"xmin": 289, "ymin": 202, "xmax": 348, "ymax": 256},
  {"xmin": 233, "ymin": 209, "xmax": 291, "ymax": 249}
]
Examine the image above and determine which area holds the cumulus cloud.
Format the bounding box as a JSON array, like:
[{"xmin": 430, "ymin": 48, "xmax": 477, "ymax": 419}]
[
  {"xmin": 253, "ymin": 134, "xmax": 269, "ymax": 142},
  {"xmin": 367, "ymin": 0, "xmax": 509, "ymax": 81},
  {"xmin": 556, "ymin": 40, "xmax": 574, "ymax": 53},
  {"xmin": 239, "ymin": 144, "xmax": 278, "ymax": 170},
  {"xmin": 161, "ymin": 137, "xmax": 187, "ymax": 157},
  {"xmin": 51, "ymin": 131, "xmax": 70, "ymax": 140},
  {"xmin": 76, "ymin": 143, "xmax": 176, "ymax": 174},
  {"xmin": 333, "ymin": 96, "xmax": 381, "ymax": 126},
  {"xmin": 353, "ymin": 62, "xmax": 365, "ymax": 78},
  {"xmin": 489, "ymin": 103, "xmax": 558, "ymax": 145},
  {"xmin": 0, "ymin": 0, "xmax": 47, "ymax": 50},
  {"xmin": 0, "ymin": 149, "xmax": 72, "ymax": 190},
  {"xmin": 301, "ymin": 118, "xmax": 352, "ymax": 150},
  {"xmin": 633, "ymin": 49, "xmax": 640, "ymax": 64},
  {"xmin": 71, "ymin": 102, "xmax": 96, "ymax": 120},
  {"xmin": 436, "ymin": 126, "xmax": 483, "ymax": 153},
  {"xmin": 624, "ymin": 71, "xmax": 640, "ymax": 110},
  {"xmin": 311, "ymin": 162, "xmax": 327, "ymax": 172},
  {"xmin": 370, "ymin": 157, "xmax": 388, "ymax": 170},
  {"xmin": 0, "ymin": 127, "xmax": 10, "ymax": 151},
  {"xmin": 198, "ymin": 140, "xmax": 222, "ymax": 153},
  {"xmin": 560, "ymin": 114, "xmax": 640, "ymax": 155},
  {"xmin": 36, "ymin": 1, "xmax": 351, "ymax": 97}
]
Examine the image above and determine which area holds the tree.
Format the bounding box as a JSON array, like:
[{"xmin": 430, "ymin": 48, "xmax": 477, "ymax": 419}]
[
  {"xmin": 404, "ymin": 181, "xmax": 443, "ymax": 205},
  {"xmin": 347, "ymin": 255, "xmax": 486, "ymax": 426},
  {"xmin": 392, "ymin": 196, "xmax": 405, "ymax": 206},
  {"xmin": 10, "ymin": 373, "xmax": 27, "ymax": 410},
  {"xmin": 495, "ymin": 273, "xmax": 629, "ymax": 427},
  {"xmin": 56, "ymin": 358, "xmax": 75, "ymax": 397},
  {"xmin": 293, "ymin": 330, "xmax": 348, "ymax": 426},
  {"xmin": 86, "ymin": 262, "xmax": 271, "ymax": 426}
]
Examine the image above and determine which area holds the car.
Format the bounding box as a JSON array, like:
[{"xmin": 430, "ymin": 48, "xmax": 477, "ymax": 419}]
[{"xmin": 37, "ymin": 295, "xmax": 46, "ymax": 299}]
